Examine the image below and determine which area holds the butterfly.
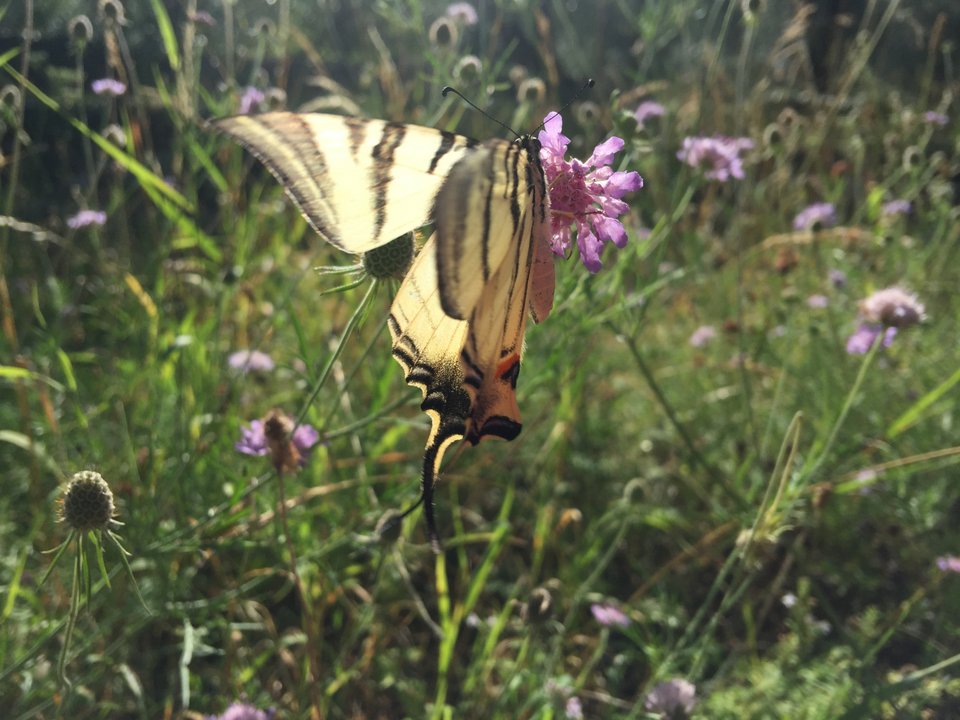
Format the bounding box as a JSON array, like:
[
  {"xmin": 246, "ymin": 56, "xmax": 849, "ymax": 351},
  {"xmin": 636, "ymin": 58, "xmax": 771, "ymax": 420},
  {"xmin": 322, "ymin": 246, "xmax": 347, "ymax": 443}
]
[{"xmin": 214, "ymin": 111, "xmax": 555, "ymax": 550}]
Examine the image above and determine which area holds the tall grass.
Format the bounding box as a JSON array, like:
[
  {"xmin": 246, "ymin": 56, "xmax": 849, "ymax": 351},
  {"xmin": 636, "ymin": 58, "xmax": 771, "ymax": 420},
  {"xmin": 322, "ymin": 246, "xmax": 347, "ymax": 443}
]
[{"xmin": 1, "ymin": 1, "xmax": 959, "ymax": 718}]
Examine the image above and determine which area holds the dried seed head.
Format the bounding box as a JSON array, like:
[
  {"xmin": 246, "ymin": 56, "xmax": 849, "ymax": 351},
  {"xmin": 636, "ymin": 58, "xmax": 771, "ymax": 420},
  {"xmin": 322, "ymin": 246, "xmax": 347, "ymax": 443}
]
[
  {"xmin": 428, "ymin": 17, "xmax": 458, "ymax": 49},
  {"xmin": 508, "ymin": 64, "xmax": 528, "ymax": 86},
  {"xmin": 0, "ymin": 85, "xmax": 22, "ymax": 112},
  {"xmin": 576, "ymin": 101, "xmax": 600, "ymax": 126},
  {"xmin": 453, "ymin": 55, "xmax": 483, "ymax": 83},
  {"xmin": 97, "ymin": 0, "xmax": 126, "ymax": 25},
  {"xmin": 61, "ymin": 471, "xmax": 116, "ymax": 531},
  {"xmin": 523, "ymin": 587, "xmax": 554, "ymax": 625},
  {"xmin": 362, "ymin": 233, "xmax": 414, "ymax": 280},
  {"xmin": 68, "ymin": 15, "xmax": 95, "ymax": 45},
  {"xmin": 516, "ymin": 77, "xmax": 546, "ymax": 104}
]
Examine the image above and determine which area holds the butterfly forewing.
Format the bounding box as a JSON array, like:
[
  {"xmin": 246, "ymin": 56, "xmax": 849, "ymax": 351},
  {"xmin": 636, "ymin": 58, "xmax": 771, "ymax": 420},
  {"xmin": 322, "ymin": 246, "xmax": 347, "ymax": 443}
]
[{"xmin": 214, "ymin": 112, "xmax": 474, "ymax": 254}]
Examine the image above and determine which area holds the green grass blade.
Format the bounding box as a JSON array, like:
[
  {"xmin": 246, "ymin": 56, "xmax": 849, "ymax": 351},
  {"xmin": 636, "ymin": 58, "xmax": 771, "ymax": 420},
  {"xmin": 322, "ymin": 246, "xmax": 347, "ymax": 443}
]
[
  {"xmin": 886, "ymin": 364, "xmax": 960, "ymax": 438},
  {"xmin": 149, "ymin": 0, "xmax": 181, "ymax": 71}
]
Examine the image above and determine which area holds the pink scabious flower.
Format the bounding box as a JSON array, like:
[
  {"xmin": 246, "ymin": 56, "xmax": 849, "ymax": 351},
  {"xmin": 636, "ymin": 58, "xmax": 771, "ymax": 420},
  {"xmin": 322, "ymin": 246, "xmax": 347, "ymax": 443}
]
[
  {"xmin": 206, "ymin": 703, "xmax": 275, "ymax": 720},
  {"xmin": 881, "ymin": 199, "xmax": 911, "ymax": 217},
  {"xmin": 644, "ymin": 679, "xmax": 697, "ymax": 718},
  {"xmin": 236, "ymin": 410, "xmax": 320, "ymax": 472},
  {"xmin": 239, "ymin": 86, "xmax": 265, "ymax": 115},
  {"xmin": 92, "ymin": 78, "xmax": 127, "ymax": 96},
  {"xmin": 634, "ymin": 100, "xmax": 666, "ymax": 128},
  {"xmin": 228, "ymin": 349, "xmax": 275, "ymax": 373},
  {"xmin": 445, "ymin": 1, "xmax": 478, "ymax": 24},
  {"xmin": 859, "ymin": 286, "xmax": 926, "ymax": 328},
  {"xmin": 923, "ymin": 111, "xmax": 948, "ymax": 127},
  {"xmin": 689, "ymin": 324, "xmax": 717, "ymax": 348},
  {"xmin": 590, "ymin": 602, "xmax": 630, "ymax": 628},
  {"xmin": 538, "ymin": 112, "xmax": 643, "ymax": 272},
  {"xmin": 677, "ymin": 135, "xmax": 753, "ymax": 181},
  {"xmin": 67, "ymin": 209, "xmax": 107, "ymax": 229},
  {"xmin": 564, "ymin": 696, "xmax": 584, "ymax": 719},
  {"xmin": 937, "ymin": 556, "xmax": 960, "ymax": 573},
  {"xmin": 188, "ymin": 10, "xmax": 216, "ymax": 26},
  {"xmin": 845, "ymin": 324, "xmax": 896, "ymax": 355},
  {"xmin": 793, "ymin": 202, "xmax": 837, "ymax": 231},
  {"xmin": 807, "ymin": 294, "xmax": 829, "ymax": 309}
]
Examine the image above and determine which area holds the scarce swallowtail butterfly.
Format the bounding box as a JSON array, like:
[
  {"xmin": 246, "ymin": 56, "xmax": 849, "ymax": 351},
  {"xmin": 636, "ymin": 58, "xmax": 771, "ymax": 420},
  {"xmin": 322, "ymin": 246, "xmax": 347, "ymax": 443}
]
[{"xmin": 215, "ymin": 109, "xmax": 556, "ymax": 551}]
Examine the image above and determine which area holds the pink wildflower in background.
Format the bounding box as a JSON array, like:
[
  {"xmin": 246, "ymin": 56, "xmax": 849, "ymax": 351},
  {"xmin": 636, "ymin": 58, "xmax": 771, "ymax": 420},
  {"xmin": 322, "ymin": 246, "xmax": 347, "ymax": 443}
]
[
  {"xmin": 677, "ymin": 135, "xmax": 753, "ymax": 181},
  {"xmin": 829, "ymin": 269, "xmax": 848, "ymax": 289},
  {"xmin": 445, "ymin": 2, "xmax": 478, "ymax": 24},
  {"xmin": 845, "ymin": 325, "xmax": 896, "ymax": 354},
  {"xmin": 881, "ymin": 199, "xmax": 911, "ymax": 217},
  {"xmin": 634, "ymin": 100, "xmax": 666, "ymax": 128},
  {"xmin": 206, "ymin": 703, "xmax": 275, "ymax": 720},
  {"xmin": 793, "ymin": 202, "xmax": 837, "ymax": 231},
  {"xmin": 67, "ymin": 209, "xmax": 107, "ymax": 229},
  {"xmin": 923, "ymin": 111, "xmax": 948, "ymax": 127},
  {"xmin": 859, "ymin": 287, "xmax": 926, "ymax": 328},
  {"xmin": 239, "ymin": 87, "xmax": 265, "ymax": 114},
  {"xmin": 644, "ymin": 679, "xmax": 697, "ymax": 718},
  {"xmin": 590, "ymin": 602, "xmax": 630, "ymax": 628},
  {"xmin": 565, "ymin": 696, "xmax": 584, "ymax": 719},
  {"xmin": 228, "ymin": 349, "xmax": 275, "ymax": 373},
  {"xmin": 538, "ymin": 113, "xmax": 643, "ymax": 272},
  {"xmin": 92, "ymin": 78, "xmax": 127, "ymax": 96},
  {"xmin": 236, "ymin": 410, "xmax": 320, "ymax": 472},
  {"xmin": 689, "ymin": 325, "xmax": 717, "ymax": 348},
  {"xmin": 937, "ymin": 556, "xmax": 960, "ymax": 573},
  {"xmin": 188, "ymin": 10, "xmax": 216, "ymax": 26}
]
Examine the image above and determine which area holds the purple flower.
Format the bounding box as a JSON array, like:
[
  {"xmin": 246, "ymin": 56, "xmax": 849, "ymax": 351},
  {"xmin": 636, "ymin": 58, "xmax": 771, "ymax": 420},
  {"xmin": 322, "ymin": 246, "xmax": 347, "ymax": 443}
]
[
  {"xmin": 228, "ymin": 349, "xmax": 275, "ymax": 373},
  {"xmin": 677, "ymin": 135, "xmax": 754, "ymax": 181},
  {"xmin": 207, "ymin": 703, "xmax": 275, "ymax": 720},
  {"xmin": 881, "ymin": 199, "xmax": 911, "ymax": 217},
  {"xmin": 829, "ymin": 269, "xmax": 848, "ymax": 289},
  {"xmin": 188, "ymin": 10, "xmax": 216, "ymax": 26},
  {"xmin": 859, "ymin": 287, "xmax": 926, "ymax": 327},
  {"xmin": 538, "ymin": 113, "xmax": 643, "ymax": 272},
  {"xmin": 937, "ymin": 556, "xmax": 960, "ymax": 573},
  {"xmin": 923, "ymin": 111, "xmax": 948, "ymax": 127},
  {"xmin": 793, "ymin": 202, "xmax": 837, "ymax": 231},
  {"xmin": 634, "ymin": 100, "xmax": 666, "ymax": 128},
  {"xmin": 239, "ymin": 86, "xmax": 265, "ymax": 115},
  {"xmin": 845, "ymin": 324, "xmax": 897, "ymax": 354},
  {"xmin": 565, "ymin": 696, "xmax": 584, "ymax": 719},
  {"xmin": 644, "ymin": 679, "xmax": 697, "ymax": 718},
  {"xmin": 590, "ymin": 602, "xmax": 630, "ymax": 628},
  {"xmin": 67, "ymin": 209, "xmax": 107, "ymax": 229},
  {"xmin": 689, "ymin": 325, "xmax": 717, "ymax": 348},
  {"xmin": 806, "ymin": 294, "xmax": 829, "ymax": 309},
  {"xmin": 445, "ymin": 2, "xmax": 478, "ymax": 24},
  {"xmin": 92, "ymin": 78, "xmax": 127, "ymax": 96},
  {"xmin": 236, "ymin": 410, "xmax": 320, "ymax": 471}
]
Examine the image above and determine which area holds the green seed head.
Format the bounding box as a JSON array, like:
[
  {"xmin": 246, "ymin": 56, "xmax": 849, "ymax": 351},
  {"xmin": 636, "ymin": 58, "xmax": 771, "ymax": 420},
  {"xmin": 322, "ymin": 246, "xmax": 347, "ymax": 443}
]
[
  {"xmin": 362, "ymin": 234, "xmax": 414, "ymax": 280},
  {"xmin": 61, "ymin": 470, "xmax": 116, "ymax": 531}
]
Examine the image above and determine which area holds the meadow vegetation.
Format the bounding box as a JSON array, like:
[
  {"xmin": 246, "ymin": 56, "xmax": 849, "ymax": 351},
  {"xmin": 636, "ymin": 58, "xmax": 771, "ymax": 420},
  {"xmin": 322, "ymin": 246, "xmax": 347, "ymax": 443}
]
[{"xmin": 1, "ymin": 1, "xmax": 959, "ymax": 718}]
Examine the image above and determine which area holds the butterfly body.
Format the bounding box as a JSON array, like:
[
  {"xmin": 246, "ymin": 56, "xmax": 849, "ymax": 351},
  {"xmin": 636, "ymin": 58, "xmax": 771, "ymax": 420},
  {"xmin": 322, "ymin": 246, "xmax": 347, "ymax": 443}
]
[{"xmin": 215, "ymin": 112, "xmax": 555, "ymax": 548}]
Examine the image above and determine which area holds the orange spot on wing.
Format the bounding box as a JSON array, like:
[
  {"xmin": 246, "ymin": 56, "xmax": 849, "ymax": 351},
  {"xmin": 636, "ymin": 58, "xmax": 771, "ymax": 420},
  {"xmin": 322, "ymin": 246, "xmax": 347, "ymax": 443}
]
[{"xmin": 496, "ymin": 353, "xmax": 521, "ymax": 380}]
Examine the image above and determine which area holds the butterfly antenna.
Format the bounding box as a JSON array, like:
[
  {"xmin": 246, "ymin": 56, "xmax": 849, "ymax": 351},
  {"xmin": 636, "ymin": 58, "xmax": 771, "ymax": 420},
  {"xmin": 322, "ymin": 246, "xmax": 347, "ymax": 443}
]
[
  {"xmin": 442, "ymin": 85, "xmax": 521, "ymax": 140},
  {"xmin": 535, "ymin": 78, "xmax": 595, "ymax": 134}
]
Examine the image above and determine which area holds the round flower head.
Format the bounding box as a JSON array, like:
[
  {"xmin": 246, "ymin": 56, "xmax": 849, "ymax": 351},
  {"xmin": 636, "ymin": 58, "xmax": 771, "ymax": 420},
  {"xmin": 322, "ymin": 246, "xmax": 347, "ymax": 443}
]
[
  {"xmin": 590, "ymin": 602, "xmax": 630, "ymax": 628},
  {"xmin": 644, "ymin": 678, "xmax": 697, "ymax": 718},
  {"xmin": 236, "ymin": 409, "xmax": 320, "ymax": 472},
  {"xmin": 677, "ymin": 135, "xmax": 753, "ymax": 181},
  {"xmin": 362, "ymin": 233, "xmax": 414, "ymax": 279},
  {"xmin": 538, "ymin": 112, "xmax": 643, "ymax": 272},
  {"xmin": 61, "ymin": 470, "xmax": 116, "ymax": 531},
  {"xmin": 792, "ymin": 202, "xmax": 837, "ymax": 231},
  {"xmin": 859, "ymin": 286, "xmax": 926, "ymax": 328}
]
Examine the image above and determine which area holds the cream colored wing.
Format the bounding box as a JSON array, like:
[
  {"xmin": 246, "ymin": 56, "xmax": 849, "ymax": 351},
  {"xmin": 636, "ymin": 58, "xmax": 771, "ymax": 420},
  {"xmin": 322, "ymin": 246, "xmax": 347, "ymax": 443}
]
[{"xmin": 214, "ymin": 112, "xmax": 476, "ymax": 254}]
